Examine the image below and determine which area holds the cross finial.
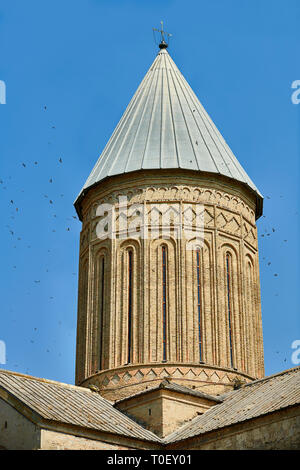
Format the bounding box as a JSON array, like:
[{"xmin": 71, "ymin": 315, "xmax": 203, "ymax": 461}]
[{"xmin": 153, "ymin": 21, "xmax": 172, "ymax": 49}]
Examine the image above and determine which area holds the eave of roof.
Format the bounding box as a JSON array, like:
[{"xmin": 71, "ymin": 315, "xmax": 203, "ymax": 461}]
[{"xmin": 74, "ymin": 168, "xmax": 263, "ymax": 221}]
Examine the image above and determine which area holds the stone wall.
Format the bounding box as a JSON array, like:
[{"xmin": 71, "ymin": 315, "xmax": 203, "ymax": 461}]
[
  {"xmin": 40, "ymin": 429, "xmax": 143, "ymax": 450},
  {"xmin": 0, "ymin": 397, "xmax": 158, "ymax": 450},
  {"xmin": 116, "ymin": 388, "xmax": 217, "ymax": 438},
  {"xmin": 0, "ymin": 398, "xmax": 41, "ymax": 450}
]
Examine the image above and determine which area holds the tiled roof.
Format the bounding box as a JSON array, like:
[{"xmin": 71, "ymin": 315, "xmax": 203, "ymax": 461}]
[
  {"xmin": 164, "ymin": 367, "xmax": 300, "ymax": 444},
  {"xmin": 75, "ymin": 47, "xmax": 262, "ymax": 214},
  {"xmin": 1, "ymin": 367, "xmax": 298, "ymax": 445},
  {"xmin": 0, "ymin": 369, "xmax": 161, "ymax": 443}
]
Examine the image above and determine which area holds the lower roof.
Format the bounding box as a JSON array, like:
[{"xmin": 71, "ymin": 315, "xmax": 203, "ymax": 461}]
[{"xmin": 0, "ymin": 366, "xmax": 299, "ymax": 445}]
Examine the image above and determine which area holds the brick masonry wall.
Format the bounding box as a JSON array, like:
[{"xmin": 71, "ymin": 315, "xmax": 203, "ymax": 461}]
[{"xmin": 75, "ymin": 170, "xmax": 264, "ymax": 400}]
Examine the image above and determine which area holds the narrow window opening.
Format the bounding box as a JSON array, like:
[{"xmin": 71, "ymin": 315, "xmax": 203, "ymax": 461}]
[
  {"xmin": 99, "ymin": 257, "xmax": 105, "ymax": 369},
  {"xmin": 226, "ymin": 253, "xmax": 234, "ymax": 368},
  {"xmin": 127, "ymin": 250, "xmax": 133, "ymax": 364},
  {"xmin": 162, "ymin": 245, "xmax": 167, "ymax": 362}
]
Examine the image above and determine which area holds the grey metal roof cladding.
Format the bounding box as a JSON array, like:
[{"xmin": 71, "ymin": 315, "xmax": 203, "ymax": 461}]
[
  {"xmin": 0, "ymin": 369, "xmax": 162, "ymax": 443},
  {"xmin": 75, "ymin": 47, "xmax": 262, "ymax": 209},
  {"xmin": 164, "ymin": 366, "xmax": 300, "ymax": 444}
]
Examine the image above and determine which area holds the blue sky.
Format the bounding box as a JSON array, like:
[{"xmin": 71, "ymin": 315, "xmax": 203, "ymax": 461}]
[{"xmin": 0, "ymin": 0, "xmax": 299, "ymax": 384}]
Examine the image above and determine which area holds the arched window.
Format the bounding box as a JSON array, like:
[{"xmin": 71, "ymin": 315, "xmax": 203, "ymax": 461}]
[
  {"xmin": 162, "ymin": 245, "xmax": 167, "ymax": 362},
  {"xmin": 127, "ymin": 250, "xmax": 133, "ymax": 364},
  {"xmin": 246, "ymin": 258, "xmax": 255, "ymax": 374},
  {"xmin": 247, "ymin": 260, "xmax": 254, "ymax": 313},
  {"xmin": 99, "ymin": 256, "xmax": 105, "ymax": 369},
  {"xmin": 196, "ymin": 249, "xmax": 203, "ymax": 362},
  {"xmin": 76, "ymin": 259, "xmax": 88, "ymax": 383},
  {"xmin": 226, "ymin": 253, "xmax": 234, "ymax": 368}
]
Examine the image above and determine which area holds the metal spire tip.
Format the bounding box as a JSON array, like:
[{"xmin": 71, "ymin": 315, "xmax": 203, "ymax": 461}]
[{"xmin": 153, "ymin": 21, "xmax": 172, "ymax": 49}]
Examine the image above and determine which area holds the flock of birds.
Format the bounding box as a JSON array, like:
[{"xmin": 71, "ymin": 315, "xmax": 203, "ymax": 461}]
[
  {"xmin": 1, "ymin": 106, "xmax": 81, "ymax": 374},
  {"xmin": 2, "ymin": 159, "xmax": 78, "ymax": 258}
]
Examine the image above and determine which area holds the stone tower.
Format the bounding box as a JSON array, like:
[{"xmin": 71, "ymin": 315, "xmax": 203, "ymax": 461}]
[{"xmin": 74, "ymin": 42, "xmax": 264, "ymax": 401}]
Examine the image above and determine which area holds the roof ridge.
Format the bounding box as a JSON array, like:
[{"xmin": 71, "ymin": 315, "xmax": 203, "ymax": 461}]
[
  {"xmin": 114, "ymin": 379, "xmax": 223, "ymax": 404},
  {"xmin": 0, "ymin": 368, "xmax": 92, "ymax": 393},
  {"xmin": 243, "ymin": 366, "xmax": 300, "ymax": 388}
]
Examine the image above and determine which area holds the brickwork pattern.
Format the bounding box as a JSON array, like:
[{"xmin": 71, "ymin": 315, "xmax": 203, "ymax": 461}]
[{"xmin": 75, "ymin": 171, "xmax": 264, "ymax": 399}]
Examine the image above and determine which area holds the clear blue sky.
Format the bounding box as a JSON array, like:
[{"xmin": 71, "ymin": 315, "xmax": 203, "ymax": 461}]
[{"xmin": 0, "ymin": 0, "xmax": 299, "ymax": 384}]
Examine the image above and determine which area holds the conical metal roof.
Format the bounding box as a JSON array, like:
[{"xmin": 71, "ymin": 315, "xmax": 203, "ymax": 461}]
[{"xmin": 75, "ymin": 47, "xmax": 262, "ymax": 215}]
